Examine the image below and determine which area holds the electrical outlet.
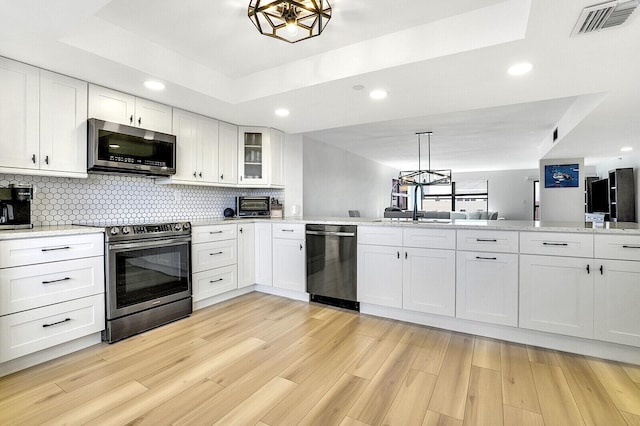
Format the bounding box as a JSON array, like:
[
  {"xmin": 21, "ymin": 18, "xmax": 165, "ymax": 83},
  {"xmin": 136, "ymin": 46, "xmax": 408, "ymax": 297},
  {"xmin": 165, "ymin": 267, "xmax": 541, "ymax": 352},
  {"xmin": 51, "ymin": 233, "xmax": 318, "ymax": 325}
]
[{"xmin": 174, "ymin": 190, "xmax": 181, "ymax": 202}]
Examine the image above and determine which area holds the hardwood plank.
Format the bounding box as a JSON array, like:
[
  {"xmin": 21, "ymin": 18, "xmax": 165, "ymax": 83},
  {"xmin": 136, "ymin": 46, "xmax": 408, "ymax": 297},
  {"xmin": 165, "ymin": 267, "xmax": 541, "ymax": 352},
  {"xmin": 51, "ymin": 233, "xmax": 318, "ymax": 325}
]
[
  {"xmin": 472, "ymin": 336, "xmax": 501, "ymax": 371},
  {"xmin": 412, "ymin": 329, "xmax": 452, "ymax": 375},
  {"xmin": 428, "ymin": 333, "xmax": 474, "ymax": 420},
  {"xmin": 463, "ymin": 366, "xmax": 504, "ymax": 426},
  {"xmin": 0, "ymin": 383, "xmax": 65, "ymax": 424},
  {"xmin": 500, "ymin": 342, "xmax": 541, "ymax": 413},
  {"xmin": 348, "ymin": 342, "xmax": 421, "ymax": 424},
  {"xmin": 353, "ymin": 314, "xmax": 393, "ymax": 339},
  {"xmin": 381, "ymin": 368, "xmax": 437, "ymax": 426},
  {"xmin": 422, "ymin": 410, "xmax": 463, "ymax": 426},
  {"xmin": 83, "ymin": 337, "xmax": 265, "ymax": 426},
  {"xmin": 502, "ymin": 405, "xmax": 545, "ymax": 426},
  {"xmin": 621, "ymin": 363, "xmax": 640, "ymax": 384},
  {"xmin": 349, "ymin": 338, "xmax": 397, "ymax": 380},
  {"xmin": 127, "ymin": 379, "xmax": 224, "ymax": 426},
  {"xmin": 262, "ymin": 334, "xmax": 377, "ymax": 425},
  {"xmin": 527, "ymin": 345, "xmax": 559, "ymax": 366},
  {"xmin": 340, "ymin": 416, "xmax": 371, "ymax": 426},
  {"xmin": 212, "ymin": 376, "xmax": 297, "ymax": 426},
  {"xmin": 530, "ymin": 362, "xmax": 585, "ymax": 426},
  {"xmin": 298, "ymin": 374, "xmax": 369, "ymax": 425},
  {"xmin": 399, "ymin": 323, "xmax": 433, "ymax": 348},
  {"xmin": 556, "ymin": 352, "xmax": 627, "ymax": 426},
  {"xmin": 40, "ymin": 381, "xmax": 148, "ymax": 426},
  {"xmin": 588, "ymin": 357, "xmax": 640, "ymax": 416},
  {"xmin": 621, "ymin": 410, "xmax": 640, "ymax": 426}
]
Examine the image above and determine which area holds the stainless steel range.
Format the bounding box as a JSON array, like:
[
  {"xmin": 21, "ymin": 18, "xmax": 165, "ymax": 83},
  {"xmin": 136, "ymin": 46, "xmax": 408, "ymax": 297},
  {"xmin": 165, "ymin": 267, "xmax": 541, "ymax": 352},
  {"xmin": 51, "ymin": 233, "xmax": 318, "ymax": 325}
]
[{"xmin": 98, "ymin": 221, "xmax": 192, "ymax": 342}]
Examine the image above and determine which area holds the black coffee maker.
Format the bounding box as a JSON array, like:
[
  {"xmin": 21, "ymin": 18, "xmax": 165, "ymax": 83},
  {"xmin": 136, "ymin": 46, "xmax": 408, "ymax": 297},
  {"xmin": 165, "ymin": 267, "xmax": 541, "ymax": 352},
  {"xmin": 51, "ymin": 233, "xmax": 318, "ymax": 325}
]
[{"xmin": 0, "ymin": 184, "xmax": 33, "ymax": 229}]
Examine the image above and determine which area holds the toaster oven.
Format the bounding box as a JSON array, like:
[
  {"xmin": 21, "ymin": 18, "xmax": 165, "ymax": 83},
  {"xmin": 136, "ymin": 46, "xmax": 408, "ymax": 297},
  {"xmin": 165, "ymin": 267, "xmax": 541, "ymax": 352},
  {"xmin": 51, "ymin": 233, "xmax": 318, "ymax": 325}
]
[{"xmin": 236, "ymin": 196, "xmax": 271, "ymax": 217}]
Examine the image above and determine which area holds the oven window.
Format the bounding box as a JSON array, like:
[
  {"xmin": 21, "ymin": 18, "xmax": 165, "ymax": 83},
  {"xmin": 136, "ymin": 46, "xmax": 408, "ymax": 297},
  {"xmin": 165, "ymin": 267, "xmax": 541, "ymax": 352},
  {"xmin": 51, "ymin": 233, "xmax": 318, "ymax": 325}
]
[{"xmin": 115, "ymin": 243, "xmax": 189, "ymax": 308}]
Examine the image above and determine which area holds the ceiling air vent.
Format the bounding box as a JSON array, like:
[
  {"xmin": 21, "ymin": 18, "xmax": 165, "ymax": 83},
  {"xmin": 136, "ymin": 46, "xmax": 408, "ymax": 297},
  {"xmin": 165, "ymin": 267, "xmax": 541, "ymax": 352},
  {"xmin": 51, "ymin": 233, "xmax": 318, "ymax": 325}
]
[{"xmin": 571, "ymin": 0, "xmax": 639, "ymax": 36}]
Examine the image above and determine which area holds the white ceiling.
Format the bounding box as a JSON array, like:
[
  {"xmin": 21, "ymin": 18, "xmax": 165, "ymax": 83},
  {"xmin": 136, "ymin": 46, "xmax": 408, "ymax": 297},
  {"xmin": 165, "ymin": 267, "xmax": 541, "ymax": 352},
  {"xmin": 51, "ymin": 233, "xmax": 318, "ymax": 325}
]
[{"xmin": 1, "ymin": 0, "xmax": 639, "ymax": 172}]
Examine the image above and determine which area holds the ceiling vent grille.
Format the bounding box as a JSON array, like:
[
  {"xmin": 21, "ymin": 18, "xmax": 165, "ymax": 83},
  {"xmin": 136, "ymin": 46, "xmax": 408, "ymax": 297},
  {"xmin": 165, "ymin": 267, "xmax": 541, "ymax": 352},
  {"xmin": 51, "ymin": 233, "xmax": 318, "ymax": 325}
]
[{"xmin": 571, "ymin": 0, "xmax": 639, "ymax": 36}]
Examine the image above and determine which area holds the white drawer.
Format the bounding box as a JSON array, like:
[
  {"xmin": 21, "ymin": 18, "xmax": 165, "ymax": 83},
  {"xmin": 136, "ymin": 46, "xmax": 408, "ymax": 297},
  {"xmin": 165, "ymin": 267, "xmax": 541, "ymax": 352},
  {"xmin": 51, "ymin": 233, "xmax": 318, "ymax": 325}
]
[
  {"xmin": 192, "ymin": 239, "xmax": 237, "ymax": 273},
  {"xmin": 520, "ymin": 232, "xmax": 594, "ymax": 258},
  {"xmin": 457, "ymin": 230, "xmax": 518, "ymax": 253},
  {"xmin": 595, "ymin": 234, "xmax": 640, "ymax": 261},
  {"xmin": 272, "ymin": 223, "xmax": 305, "ymax": 240},
  {"xmin": 0, "ymin": 233, "xmax": 104, "ymax": 268},
  {"xmin": 191, "ymin": 224, "xmax": 237, "ymax": 244},
  {"xmin": 192, "ymin": 264, "xmax": 238, "ymax": 301},
  {"xmin": 358, "ymin": 226, "xmax": 402, "ymax": 247},
  {"xmin": 403, "ymin": 227, "xmax": 456, "ymax": 250},
  {"xmin": 0, "ymin": 256, "xmax": 104, "ymax": 315},
  {"xmin": 0, "ymin": 294, "xmax": 105, "ymax": 362}
]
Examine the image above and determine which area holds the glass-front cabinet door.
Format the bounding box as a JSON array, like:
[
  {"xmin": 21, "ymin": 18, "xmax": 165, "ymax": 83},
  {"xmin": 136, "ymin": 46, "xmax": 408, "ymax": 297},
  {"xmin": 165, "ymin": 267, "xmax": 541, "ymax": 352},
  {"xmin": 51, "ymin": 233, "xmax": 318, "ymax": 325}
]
[{"xmin": 238, "ymin": 126, "xmax": 269, "ymax": 186}]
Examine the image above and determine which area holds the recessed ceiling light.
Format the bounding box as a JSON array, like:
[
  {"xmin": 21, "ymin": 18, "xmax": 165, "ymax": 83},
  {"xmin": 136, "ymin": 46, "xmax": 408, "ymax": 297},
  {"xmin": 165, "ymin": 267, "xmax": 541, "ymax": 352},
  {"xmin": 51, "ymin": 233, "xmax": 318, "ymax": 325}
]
[
  {"xmin": 144, "ymin": 80, "xmax": 165, "ymax": 91},
  {"xmin": 621, "ymin": 146, "xmax": 633, "ymax": 152},
  {"xmin": 275, "ymin": 108, "xmax": 290, "ymax": 117},
  {"xmin": 369, "ymin": 89, "xmax": 388, "ymax": 100},
  {"xmin": 507, "ymin": 62, "xmax": 533, "ymax": 76}
]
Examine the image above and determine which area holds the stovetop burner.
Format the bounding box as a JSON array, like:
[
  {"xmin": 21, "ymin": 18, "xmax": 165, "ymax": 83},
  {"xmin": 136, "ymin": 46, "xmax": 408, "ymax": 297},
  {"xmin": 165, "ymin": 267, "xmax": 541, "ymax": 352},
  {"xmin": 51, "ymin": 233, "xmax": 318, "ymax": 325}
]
[{"xmin": 74, "ymin": 220, "xmax": 191, "ymax": 242}]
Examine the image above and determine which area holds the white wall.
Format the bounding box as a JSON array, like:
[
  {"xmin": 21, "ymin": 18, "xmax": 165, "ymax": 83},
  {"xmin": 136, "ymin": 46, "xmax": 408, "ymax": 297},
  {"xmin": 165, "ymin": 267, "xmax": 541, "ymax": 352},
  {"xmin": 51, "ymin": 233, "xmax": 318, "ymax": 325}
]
[
  {"xmin": 454, "ymin": 169, "xmax": 539, "ymax": 220},
  {"xmin": 539, "ymin": 158, "xmax": 585, "ymax": 222},
  {"xmin": 303, "ymin": 137, "xmax": 398, "ymax": 218},
  {"xmin": 594, "ymin": 154, "xmax": 640, "ymax": 222},
  {"xmin": 284, "ymin": 133, "xmax": 304, "ymax": 218}
]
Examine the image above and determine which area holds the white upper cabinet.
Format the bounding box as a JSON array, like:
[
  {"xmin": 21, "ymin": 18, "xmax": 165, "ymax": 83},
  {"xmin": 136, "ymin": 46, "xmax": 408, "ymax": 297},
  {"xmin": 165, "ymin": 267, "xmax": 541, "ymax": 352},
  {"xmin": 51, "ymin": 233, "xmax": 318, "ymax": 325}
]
[
  {"xmin": 270, "ymin": 128, "xmax": 285, "ymax": 187},
  {"xmin": 238, "ymin": 126, "xmax": 269, "ymax": 186},
  {"xmin": 0, "ymin": 58, "xmax": 39, "ymax": 171},
  {"xmin": 0, "ymin": 58, "xmax": 87, "ymax": 178},
  {"xmin": 218, "ymin": 121, "xmax": 238, "ymax": 185},
  {"xmin": 39, "ymin": 70, "xmax": 88, "ymax": 175},
  {"xmin": 88, "ymin": 85, "xmax": 172, "ymax": 134}
]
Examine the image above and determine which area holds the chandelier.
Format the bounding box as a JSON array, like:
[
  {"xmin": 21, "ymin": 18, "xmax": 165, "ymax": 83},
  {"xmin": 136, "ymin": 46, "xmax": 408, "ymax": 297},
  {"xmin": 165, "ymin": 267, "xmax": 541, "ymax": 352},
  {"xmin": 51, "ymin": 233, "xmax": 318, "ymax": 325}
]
[
  {"xmin": 248, "ymin": 0, "xmax": 332, "ymax": 43},
  {"xmin": 398, "ymin": 132, "xmax": 452, "ymax": 186}
]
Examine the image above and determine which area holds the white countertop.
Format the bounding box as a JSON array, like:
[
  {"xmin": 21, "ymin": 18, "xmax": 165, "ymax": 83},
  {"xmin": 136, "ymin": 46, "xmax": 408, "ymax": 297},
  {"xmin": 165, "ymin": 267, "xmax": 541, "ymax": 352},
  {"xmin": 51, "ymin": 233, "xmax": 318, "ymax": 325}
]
[{"xmin": 0, "ymin": 225, "xmax": 105, "ymax": 241}]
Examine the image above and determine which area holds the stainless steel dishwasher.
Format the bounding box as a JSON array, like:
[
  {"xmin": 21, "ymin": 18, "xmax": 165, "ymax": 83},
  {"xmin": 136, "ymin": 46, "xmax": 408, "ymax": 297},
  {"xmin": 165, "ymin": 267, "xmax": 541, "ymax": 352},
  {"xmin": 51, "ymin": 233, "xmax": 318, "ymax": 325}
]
[{"xmin": 306, "ymin": 224, "xmax": 358, "ymax": 311}]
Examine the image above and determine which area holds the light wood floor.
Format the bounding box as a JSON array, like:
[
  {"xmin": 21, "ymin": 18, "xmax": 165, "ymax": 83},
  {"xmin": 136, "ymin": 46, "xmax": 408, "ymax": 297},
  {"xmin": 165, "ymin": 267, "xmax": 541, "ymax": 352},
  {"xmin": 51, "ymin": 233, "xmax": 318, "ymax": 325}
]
[{"xmin": 1, "ymin": 292, "xmax": 640, "ymax": 426}]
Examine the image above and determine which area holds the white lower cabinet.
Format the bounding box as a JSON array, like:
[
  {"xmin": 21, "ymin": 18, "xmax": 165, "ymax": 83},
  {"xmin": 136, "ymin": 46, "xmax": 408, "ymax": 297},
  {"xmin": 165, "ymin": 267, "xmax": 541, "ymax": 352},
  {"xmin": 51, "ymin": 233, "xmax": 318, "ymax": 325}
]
[
  {"xmin": 403, "ymin": 247, "xmax": 455, "ymax": 316},
  {"xmin": 594, "ymin": 259, "xmax": 640, "ymax": 346},
  {"xmin": 255, "ymin": 223, "xmax": 273, "ymax": 286},
  {"xmin": 192, "ymin": 265, "xmax": 238, "ymax": 302},
  {"xmin": 272, "ymin": 225, "xmax": 305, "ymax": 292},
  {"xmin": 519, "ymin": 254, "xmax": 593, "ymax": 339},
  {"xmin": 237, "ymin": 224, "xmax": 255, "ymax": 288},
  {"xmin": 357, "ymin": 244, "xmax": 403, "ymax": 308},
  {"xmin": 456, "ymin": 251, "xmax": 518, "ymax": 326}
]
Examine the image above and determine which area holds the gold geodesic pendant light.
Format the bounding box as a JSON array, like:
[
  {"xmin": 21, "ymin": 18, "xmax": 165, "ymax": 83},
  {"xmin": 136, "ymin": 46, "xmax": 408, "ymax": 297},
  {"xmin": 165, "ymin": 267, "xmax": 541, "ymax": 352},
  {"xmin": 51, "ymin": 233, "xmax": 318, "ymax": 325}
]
[{"xmin": 248, "ymin": 0, "xmax": 332, "ymax": 43}]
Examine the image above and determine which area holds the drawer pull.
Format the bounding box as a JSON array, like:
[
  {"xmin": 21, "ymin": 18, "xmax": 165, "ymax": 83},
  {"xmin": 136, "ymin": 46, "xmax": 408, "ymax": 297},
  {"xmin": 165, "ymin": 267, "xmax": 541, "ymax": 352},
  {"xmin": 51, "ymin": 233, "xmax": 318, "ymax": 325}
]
[
  {"xmin": 42, "ymin": 318, "xmax": 71, "ymax": 328},
  {"xmin": 210, "ymin": 278, "xmax": 224, "ymax": 283},
  {"xmin": 622, "ymin": 245, "xmax": 640, "ymax": 249},
  {"xmin": 281, "ymin": 229, "xmax": 295, "ymax": 232},
  {"xmin": 41, "ymin": 246, "xmax": 70, "ymax": 252},
  {"xmin": 476, "ymin": 256, "xmax": 497, "ymax": 260},
  {"xmin": 543, "ymin": 242, "xmax": 568, "ymax": 246},
  {"xmin": 476, "ymin": 238, "xmax": 497, "ymax": 242},
  {"xmin": 209, "ymin": 251, "xmax": 224, "ymax": 256},
  {"xmin": 42, "ymin": 277, "xmax": 71, "ymax": 284},
  {"xmin": 209, "ymin": 231, "xmax": 224, "ymax": 234}
]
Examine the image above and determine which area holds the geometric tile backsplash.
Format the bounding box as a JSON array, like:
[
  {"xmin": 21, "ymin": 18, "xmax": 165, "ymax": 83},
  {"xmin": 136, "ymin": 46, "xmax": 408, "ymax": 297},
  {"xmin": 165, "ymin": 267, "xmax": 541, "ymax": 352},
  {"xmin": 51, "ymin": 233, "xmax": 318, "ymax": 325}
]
[{"xmin": 0, "ymin": 173, "xmax": 284, "ymax": 227}]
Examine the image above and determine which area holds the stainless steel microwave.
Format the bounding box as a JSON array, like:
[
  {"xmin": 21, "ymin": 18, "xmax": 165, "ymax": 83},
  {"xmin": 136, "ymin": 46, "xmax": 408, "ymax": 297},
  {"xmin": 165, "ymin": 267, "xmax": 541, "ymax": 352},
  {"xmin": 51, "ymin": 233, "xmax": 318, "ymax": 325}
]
[
  {"xmin": 87, "ymin": 118, "xmax": 176, "ymax": 176},
  {"xmin": 236, "ymin": 196, "xmax": 271, "ymax": 217}
]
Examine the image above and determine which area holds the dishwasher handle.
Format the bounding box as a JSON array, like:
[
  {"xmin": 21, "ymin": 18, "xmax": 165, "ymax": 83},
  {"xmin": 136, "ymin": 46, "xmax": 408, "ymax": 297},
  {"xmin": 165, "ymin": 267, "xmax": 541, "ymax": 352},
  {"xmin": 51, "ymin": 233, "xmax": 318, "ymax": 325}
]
[{"xmin": 306, "ymin": 230, "xmax": 356, "ymax": 237}]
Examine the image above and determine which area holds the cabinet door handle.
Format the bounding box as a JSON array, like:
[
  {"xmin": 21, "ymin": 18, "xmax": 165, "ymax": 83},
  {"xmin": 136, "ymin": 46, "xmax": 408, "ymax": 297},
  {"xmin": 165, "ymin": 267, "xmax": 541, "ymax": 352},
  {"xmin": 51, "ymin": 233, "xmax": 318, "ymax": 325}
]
[
  {"xmin": 209, "ymin": 231, "xmax": 223, "ymax": 234},
  {"xmin": 43, "ymin": 318, "xmax": 71, "ymax": 328},
  {"xmin": 586, "ymin": 264, "xmax": 590, "ymax": 274},
  {"xmin": 209, "ymin": 251, "xmax": 224, "ymax": 256},
  {"xmin": 129, "ymin": 115, "xmax": 134, "ymax": 124},
  {"xmin": 240, "ymin": 176, "xmax": 243, "ymax": 181},
  {"xmin": 32, "ymin": 154, "xmax": 36, "ymax": 164},
  {"xmin": 543, "ymin": 242, "xmax": 568, "ymax": 246},
  {"xmin": 600, "ymin": 265, "xmax": 604, "ymax": 275},
  {"xmin": 193, "ymin": 172, "xmax": 197, "ymax": 178},
  {"xmin": 300, "ymin": 244, "xmax": 303, "ymax": 251},
  {"xmin": 138, "ymin": 117, "xmax": 142, "ymax": 126},
  {"xmin": 41, "ymin": 246, "xmax": 70, "ymax": 252},
  {"xmin": 199, "ymin": 172, "xmax": 203, "ymax": 178},
  {"xmin": 476, "ymin": 238, "xmax": 497, "ymax": 242},
  {"xmin": 397, "ymin": 251, "xmax": 400, "ymax": 259},
  {"xmin": 220, "ymin": 174, "xmax": 224, "ymax": 180},
  {"xmin": 210, "ymin": 278, "xmax": 224, "ymax": 283},
  {"xmin": 476, "ymin": 256, "xmax": 497, "ymax": 260},
  {"xmin": 42, "ymin": 277, "xmax": 71, "ymax": 284},
  {"xmin": 622, "ymin": 245, "xmax": 640, "ymax": 249},
  {"xmin": 45, "ymin": 155, "xmax": 49, "ymax": 165},
  {"xmin": 239, "ymin": 228, "xmax": 243, "ymax": 233},
  {"xmin": 405, "ymin": 252, "xmax": 408, "ymax": 259}
]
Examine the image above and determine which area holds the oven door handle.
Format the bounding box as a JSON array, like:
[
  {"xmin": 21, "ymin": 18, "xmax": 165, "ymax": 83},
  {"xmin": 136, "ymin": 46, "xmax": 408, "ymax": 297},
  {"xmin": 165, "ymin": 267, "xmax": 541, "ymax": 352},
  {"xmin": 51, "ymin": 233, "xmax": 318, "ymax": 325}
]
[{"xmin": 108, "ymin": 237, "xmax": 191, "ymax": 251}]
